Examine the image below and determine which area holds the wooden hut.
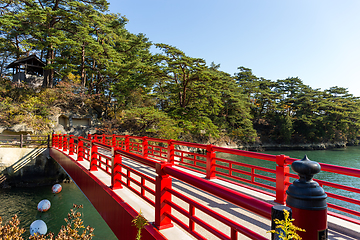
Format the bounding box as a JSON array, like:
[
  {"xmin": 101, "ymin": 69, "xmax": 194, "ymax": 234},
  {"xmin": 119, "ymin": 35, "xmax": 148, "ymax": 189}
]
[{"xmin": 6, "ymin": 54, "xmax": 46, "ymax": 88}]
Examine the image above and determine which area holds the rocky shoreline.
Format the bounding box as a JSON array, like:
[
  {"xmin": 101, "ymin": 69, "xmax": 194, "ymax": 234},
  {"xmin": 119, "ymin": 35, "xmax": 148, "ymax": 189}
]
[{"xmin": 206, "ymin": 140, "xmax": 353, "ymax": 152}]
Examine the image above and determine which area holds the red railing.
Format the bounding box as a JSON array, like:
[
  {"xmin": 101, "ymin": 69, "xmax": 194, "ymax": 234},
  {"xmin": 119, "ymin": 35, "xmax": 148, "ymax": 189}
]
[{"xmin": 53, "ymin": 134, "xmax": 360, "ymax": 229}]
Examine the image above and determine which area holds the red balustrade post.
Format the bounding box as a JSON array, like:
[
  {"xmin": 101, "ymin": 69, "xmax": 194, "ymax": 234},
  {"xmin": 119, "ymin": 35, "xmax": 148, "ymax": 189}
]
[
  {"xmin": 53, "ymin": 134, "xmax": 59, "ymax": 148},
  {"xmin": 206, "ymin": 144, "xmax": 216, "ymax": 179},
  {"xmin": 77, "ymin": 137, "xmax": 84, "ymax": 161},
  {"xmin": 102, "ymin": 134, "xmax": 105, "ymax": 144},
  {"xmin": 69, "ymin": 135, "xmax": 74, "ymax": 155},
  {"xmin": 111, "ymin": 147, "xmax": 122, "ymax": 190},
  {"xmin": 155, "ymin": 163, "xmax": 173, "ymax": 230},
  {"xmin": 167, "ymin": 140, "xmax": 174, "ymax": 164},
  {"xmin": 112, "ymin": 134, "xmax": 116, "ymax": 147},
  {"xmin": 90, "ymin": 141, "xmax": 98, "ymax": 171},
  {"xmin": 58, "ymin": 134, "xmax": 63, "ymax": 150},
  {"xmin": 275, "ymin": 154, "xmax": 290, "ymax": 205},
  {"xmin": 142, "ymin": 136, "xmax": 148, "ymax": 158},
  {"xmin": 51, "ymin": 132, "xmax": 55, "ymax": 147},
  {"xmin": 63, "ymin": 134, "xmax": 68, "ymax": 151},
  {"xmin": 286, "ymin": 156, "xmax": 327, "ymax": 239},
  {"xmin": 87, "ymin": 133, "xmax": 91, "ymax": 140},
  {"xmin": 125, "ymin": 135, "xmax": 130, "ymax": 152}
]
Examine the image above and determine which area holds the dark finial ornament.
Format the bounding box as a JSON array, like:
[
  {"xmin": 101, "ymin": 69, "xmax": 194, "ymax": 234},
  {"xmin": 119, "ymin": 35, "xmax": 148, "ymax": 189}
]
[
  {"xmin": 286, "ymin": 155, "xmax": 327, "ymax": 210},
  {"xmin": 291, "ymin": 155, "xmax": 321, "ymax": 182}
]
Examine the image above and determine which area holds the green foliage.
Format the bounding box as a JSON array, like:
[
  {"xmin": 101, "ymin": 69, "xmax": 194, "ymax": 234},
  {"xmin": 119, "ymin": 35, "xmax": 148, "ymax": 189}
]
[
  {"xmin": 132, "ymin": 210, "xmax": 148, "ymax": 240},
  {"xmin": 235, "ymin": 68, "xmax": 360, "ymax": 144},
  {"xmin": 0, "ymin": 204, "xmax": 94, "ymax": 240},
  {"xmin": 267, "ymin": 210, "xmax": 305, "ymax": 240},
  {"xmin": 1, "ymin": 0, "xmax": 359, "ymax": 145},
  {"xmin": 120, "ymin": 107, "xmax": 182, "ymax": 140}
]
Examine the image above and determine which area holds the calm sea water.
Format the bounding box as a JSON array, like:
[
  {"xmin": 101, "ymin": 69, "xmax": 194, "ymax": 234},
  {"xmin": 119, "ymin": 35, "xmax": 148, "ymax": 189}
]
[
  {"xmin": 0, "ymin": 183, "xmax": 117, "ymax": 239},
  {"xmin": 1, "ymin": 146, "xmax": 360, "ymax": 238}
]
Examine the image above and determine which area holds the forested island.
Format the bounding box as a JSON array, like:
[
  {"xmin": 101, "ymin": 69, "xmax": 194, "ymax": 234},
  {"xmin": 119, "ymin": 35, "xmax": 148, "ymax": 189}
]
[{"xmin": 1, "ymin": 0, "xmax": 359, "ymax": 149}]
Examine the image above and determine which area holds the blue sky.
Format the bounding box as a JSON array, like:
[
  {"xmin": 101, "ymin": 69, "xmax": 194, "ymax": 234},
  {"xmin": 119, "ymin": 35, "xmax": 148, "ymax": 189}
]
[{"xmin": 107, "ymin": 0, "xmax": 360, "ymax": 96}]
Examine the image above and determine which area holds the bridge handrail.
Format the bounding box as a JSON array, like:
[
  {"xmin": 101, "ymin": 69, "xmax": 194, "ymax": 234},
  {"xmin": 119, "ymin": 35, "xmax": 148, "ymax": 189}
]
[
  {"xmin": 53, "ymin": 133, "xmax": 360, "ymax": 224},
  {"xmin": 0, "ymin": 134, "xmax": 50, "ymax": 148},
  {"xmin": 162, "ymin": 164, "xmax": 272, "ymax": 219},
  {"xmin": 61, "ymin": 136, "xmax": 270, "ymax": 239}
]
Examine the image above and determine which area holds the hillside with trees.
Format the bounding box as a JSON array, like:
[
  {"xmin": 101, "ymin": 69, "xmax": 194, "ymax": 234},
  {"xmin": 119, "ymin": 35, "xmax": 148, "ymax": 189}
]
[{"xmin": 0, "ymin": 0, "xmax": 359, "ymax": 148}]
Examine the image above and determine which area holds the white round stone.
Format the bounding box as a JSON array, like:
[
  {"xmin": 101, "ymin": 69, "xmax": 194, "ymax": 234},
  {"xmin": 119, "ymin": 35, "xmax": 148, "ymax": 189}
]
[
  {"xmin": 30, "ymin": 220, "xmax": 47, "ymax": 236},
  {"xmin": 37, "ymin": 199, "xmax": 51, "ymax": 212},
  {"xmin": 52, "ymin": 184, "xmax": 62, "ymax": 194}
]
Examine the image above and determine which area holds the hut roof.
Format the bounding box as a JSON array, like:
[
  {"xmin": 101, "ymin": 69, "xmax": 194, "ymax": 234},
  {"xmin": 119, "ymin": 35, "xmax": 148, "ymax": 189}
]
[{"xmin": 6, "ymin": 54, "xmax": 46, "ymax": 69}]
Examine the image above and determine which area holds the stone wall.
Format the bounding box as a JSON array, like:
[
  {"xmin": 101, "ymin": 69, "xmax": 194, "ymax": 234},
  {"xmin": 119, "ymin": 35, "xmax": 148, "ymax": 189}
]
[{"xmin": 0, "ymin": 148, "xmax": 69, "ymax": 188}]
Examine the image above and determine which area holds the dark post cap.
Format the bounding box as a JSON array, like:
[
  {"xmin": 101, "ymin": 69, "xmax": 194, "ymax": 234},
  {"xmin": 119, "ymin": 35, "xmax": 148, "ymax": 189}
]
[
  {"xmin": 292, "ymin": 155, "xmax": 321, "ymax": 182},
  {"xmin": 286, "ymin": 155, "xmax": 327, "ymax": 210}
]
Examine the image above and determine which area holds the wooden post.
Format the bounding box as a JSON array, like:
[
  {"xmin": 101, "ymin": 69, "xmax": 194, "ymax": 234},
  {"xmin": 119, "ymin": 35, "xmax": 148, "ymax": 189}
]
[
  {"xmin": 20, "ymin": 134, "xmax": 23, "ymax": 148},
  {"xmin": 155, "ymin": 162, "xmax": 174, "ymax": 230},
  {"xmin": 275, "ymin": 154, "xmax": 289, "ymax": 205},
  {"xmin": 206, "ymin": 144, "xmax": 216, "ymax": 179}
]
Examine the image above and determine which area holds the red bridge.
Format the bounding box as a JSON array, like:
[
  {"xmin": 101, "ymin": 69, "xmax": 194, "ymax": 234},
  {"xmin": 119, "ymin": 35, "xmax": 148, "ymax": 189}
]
[{"xmin": 50, "ymin": 134, "xmax": 360, "ymax": 239}]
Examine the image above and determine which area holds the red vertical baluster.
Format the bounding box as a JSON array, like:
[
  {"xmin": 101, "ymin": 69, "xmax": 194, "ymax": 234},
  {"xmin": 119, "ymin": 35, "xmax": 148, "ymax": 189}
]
[
  {"xmin": 275, "ymin": 154, "xmax": 289, "ymax": 205},
  {"xmin": 155, "ymin": 162, "xmax": 174, "ymax": 230},
  {"xmin": 141, "ymin": 178, "xmax": 145, "ymax": 197},
  {"xmin": 189, "ymin": 205, "xmax": 195, "ymax": 232},
  {"xmin": 125, "ymin": 135, "xmax": 130, "ymax": 152},
  {"xmin": 90, "ymin": 141, "xmax": 98, "ymax": 171},
  {"xmin": 63, "ymin": 134, "xmax": 68, "ymax": 151},
  {"xmin": 112, "ymin": 134, "xmax": 116, "ymax": 147},
  {"xmin": 111, "ymin": 147, "xmax": 122, "ymax": 189},
  {"xmin": 69, "ymin": 135, "xmax": 74, "ymax": 155},
  {"xmin": 77, "ymin": 137, "xmax": 84, "ymax": 161},
  {"xmin": 167, "ymin": 140, "xmax": 174, "ymax": 164},
  {"xmin": 58, "ymin": 134, "xmax": 63, "ymax": 150},
  {"xmin": 142, "ymin": 136, "xmax": 148, "ymax": 158},
  {"xmin": 206, "ymin": 144, "xmax": 216, "ymax": 179},
  {"xmin": 231, "ymin": 228, "xmax": 238, "ymax": 240},
  {"xmin": 251, "ymin": 168, "xmax": 255, "ymax": 183},
  {"xmin": 52, "ymin": 133, "xmax": 55, "ymax": 147}
]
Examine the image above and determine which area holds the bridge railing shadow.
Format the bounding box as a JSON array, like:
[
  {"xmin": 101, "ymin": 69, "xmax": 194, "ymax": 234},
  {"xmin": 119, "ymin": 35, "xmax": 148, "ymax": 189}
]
[{"xmin": 0, "ymin": 147, "xmax": 48, "ymax": 185}]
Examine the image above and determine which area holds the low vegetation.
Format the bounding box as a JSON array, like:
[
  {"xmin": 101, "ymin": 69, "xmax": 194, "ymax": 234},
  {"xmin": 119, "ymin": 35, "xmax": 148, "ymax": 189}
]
[
  {"xmin": 0, "ymin": 204, "xmax": 94, "ymax": 239},
  {"xmin": 268, "ymin": 209, "xmax": 305, "ymax": 240}
]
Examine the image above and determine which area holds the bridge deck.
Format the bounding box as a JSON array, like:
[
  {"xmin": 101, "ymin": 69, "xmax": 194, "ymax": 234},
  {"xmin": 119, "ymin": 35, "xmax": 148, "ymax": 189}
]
[{"xmin": 56, "ymin": 148, "xmax": 358, "ymax": 240}]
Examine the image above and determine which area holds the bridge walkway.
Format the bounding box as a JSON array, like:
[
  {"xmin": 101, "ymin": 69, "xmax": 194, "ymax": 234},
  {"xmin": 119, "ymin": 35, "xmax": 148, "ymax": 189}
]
[{"xmin": 57, "ymin": 148, "xmax": 358, "ymax": 240}]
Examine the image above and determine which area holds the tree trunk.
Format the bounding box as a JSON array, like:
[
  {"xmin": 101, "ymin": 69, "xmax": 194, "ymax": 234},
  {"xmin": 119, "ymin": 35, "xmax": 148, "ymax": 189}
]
[
  {"xmin": 80, "ymin": 43, "xmax": 86, "ymax": 86},
  {"xmin": 43, "ymin": 47, "xmax": 54, "ymax": 88}
]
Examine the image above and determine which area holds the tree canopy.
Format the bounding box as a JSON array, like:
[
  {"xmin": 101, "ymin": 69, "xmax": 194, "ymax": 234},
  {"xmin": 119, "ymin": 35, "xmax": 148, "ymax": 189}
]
[{"xmin": 1, "ymin": 0, "xmax": 359, "ymax": 146}]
